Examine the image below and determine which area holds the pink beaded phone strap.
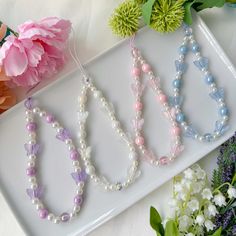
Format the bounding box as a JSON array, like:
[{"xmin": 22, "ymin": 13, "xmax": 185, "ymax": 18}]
[{"xmin": 130, "ymin": 44, "xmax": 184, "ymax": 166}]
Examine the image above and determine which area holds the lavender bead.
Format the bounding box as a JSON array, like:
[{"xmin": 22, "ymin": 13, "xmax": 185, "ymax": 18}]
[
  {"xmin": 26, "ymin": 122, "xmax": 37, "ymax": 132},
  {"xmin": 74, "ymin": 195, "xmax": 83, "ymax": 205},
  {"xmin": 39, "ymin": 208, "xmax": 48, "ymax": 219},
  {"xmin": 26, "ymin": 167, "xmax": 36, "ymax": 176},
  {"xmin": 46, "ymin": 114, "xmax": 55, "ymax": 123},
  {"xmin": 60, "ymin": 212, "xmax": 70, "ymax": 222},
  {"xmin": 70, "ymin": 150, "xmax": 80, "ymax": 160}
]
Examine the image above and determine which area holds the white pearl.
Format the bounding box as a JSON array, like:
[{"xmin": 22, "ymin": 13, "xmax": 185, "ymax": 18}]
[
  {"xmin": 27, "ymin": 160, "xmax": 35, "ymax": 167},
  {"xmin": 29, "ymin": 177, "xmax": 36, "ymax": 183},
  {"xmin": 47, "ymin": 213, "xmax": 55, "ymax": 221},
  {"xmin": 86, "ymin": 166, "xmax": 95, "ymax": 175},
  {"xmin": 65, "ymin": 139, "xmax": 72, "ymax": 145},
  {"xmin": 72, "ymin": 161, "xmax": 80, "ymax": 167},
  {"xmin": 76, "ymin": 189, "xmax": 83, "ymax": 195},
  {"xmin": 77, "ymin": 182, "xmax": 84, "ymax": 188},
  {"xmin": 36, "ymin": 203, "xmax": 43, "ymax": 210},
  {"xmin": 56, "ymin": 127, "xmax": 63, "ymax": 133},
  {"xmin": 73, "ymin": 205, "xmax": 81, "ymax": 213},
  {"xmin": 39, "ymin": 111, "xmax": 46, "ymax": 117},
  {"xmin": 32, "ymin": 199, "xmax": 39, "ymax": 205},
  {"xmin": 29, "ymin": 155, "xmax": 36, "ymax": 160},
  {"xmin": 52, "ymin": 122, "xmax": 59, "ymax": 128},
  {"xmin": 68, "ymin": 145, "xmax": 75, "ymax": 151},
  {"xmin": 26, "ymin": 117, "xmax": 33, "ymax": 122},
  {"xmin": 93, "ymin": 91, "xmax": 102, "ymax": 98},
  {"xmin": 33, "ymin": 107, "xmax": 40, "ymax": 113},
  {"xmin": 53, "ymin": 218, "xmax": 60, "ymax": 224},
  {"xmin": 29, "ymin": 132, "xmax": 36, "ymax": 139},
  {"xmin": 31, "ymin": 183, "xmax": 38, "ymax": 189},
  {"xmin": 29, "ymin": 140, "xmax": 36, "ymax": 145}
]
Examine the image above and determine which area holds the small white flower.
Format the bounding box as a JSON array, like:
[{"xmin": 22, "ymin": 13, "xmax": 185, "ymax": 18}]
[
  {"xmin": 181, "ymin": 178, "xmax": 192, "ymax": 190},
  {"xmin": 227, "ymin": 187, "xmax": 236, "ymax": 199},
  {"xmin": 205, "ymin": 220, "xmax": 215, "ymax": 232},
  {"xmin": 184, "ymin": 168, "xmax": 195, "ymax": 180},
  {"xmin": 179, "ymin": 215, "xmax": 192, "ymax": 231},
  {"xmin": 187, "ymin": 199, "xmax": 199, "ymax": 212},
  {"xmin": 213, "ymin": 193, "xmax": 227, "ymax": 207},
  {"xmin": 174, "ymin": 182, "xmax": 183, "ymax": 193},
  {"xmin": 192, "ymin": 181, "xmax": 204, "ymax": 194},
  {"xmin": 195, "ymin": 215, "xmax": 205, "ymax": 226},
  {"xmin": 207, "ymin": 204, "xmax": 218, "ymax": 217},
  {"xmin": 186, "ymin": 233, "xmax": 195, "ymax": 236},
  {"xmin": 201, "ymin": 188, "xmax": 213, "ymax": 200},
  {"xmin": 195, "ymin": 168, "xmax": 206, "ymax": 180}
]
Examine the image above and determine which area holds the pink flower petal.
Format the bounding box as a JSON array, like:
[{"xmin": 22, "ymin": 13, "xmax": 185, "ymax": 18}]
[{"xmin": 4, "ymin": 45, "xmax": 28, "ymax": 76}]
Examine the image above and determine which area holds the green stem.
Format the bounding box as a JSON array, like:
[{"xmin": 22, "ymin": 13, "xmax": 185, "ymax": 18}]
[{"xmin": 213, "ymin": 182, "xmax": 231, "ymax": 193}]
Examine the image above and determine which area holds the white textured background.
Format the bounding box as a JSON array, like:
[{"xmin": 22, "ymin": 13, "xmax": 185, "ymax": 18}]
[{"xmin": 0, "ymin": 1, "xmax": 236, "ymax": 235}]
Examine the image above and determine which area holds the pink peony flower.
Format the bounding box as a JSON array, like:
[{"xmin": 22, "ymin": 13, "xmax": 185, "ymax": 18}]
[{"xmin": 0, "ymin": 17, "xmax": 71, "ymax": 87}]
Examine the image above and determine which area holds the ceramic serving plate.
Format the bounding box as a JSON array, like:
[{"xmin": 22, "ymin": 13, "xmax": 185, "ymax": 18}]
[{"xmin": 0, "ymin": 13, "xmax": 236, "ymax": 236}]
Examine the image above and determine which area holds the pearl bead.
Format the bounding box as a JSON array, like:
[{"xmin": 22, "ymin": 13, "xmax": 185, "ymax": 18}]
[
  {"xmin": 142, "ymin": 63, "xmax": 151, "ymax": 73},
  {"xmin": 52, "ymin": 122, "xmax": 59, "ymax": 128},
  {"xmin": 132, "ymin": 67, "xmax": 141, "ymax": 77},
  {"xmin": 135, "ymin": 136, "xmax": 144, "ymax": 146},
  {"xmin": 47, "ymin": 213, "xmax": 55, "ymax": 221},
  {"xmin": 33, "ymin": 107, "xmax": 40, "ymax": 113},
  {"xmin": 179, "ymin": 45, "xmax": 188, "ymax": 55},
  {"xmin": 85, "ymin": 165, "xmax": 95, "ymax": 175},
  {"xmin": 176, "ymin": 113, "xmax": 185, "ymax": 123}
]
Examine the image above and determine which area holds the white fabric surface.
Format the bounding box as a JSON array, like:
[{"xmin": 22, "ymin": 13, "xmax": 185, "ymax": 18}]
[{"xmin": 0, "ymin": 1, "xmax": 235, "ymax": 235}]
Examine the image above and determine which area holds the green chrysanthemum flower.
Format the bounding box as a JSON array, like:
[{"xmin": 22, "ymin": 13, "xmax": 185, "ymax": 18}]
[
  {"xmin": 134, "ymin": 0, "xmax": 148, "ymax": 4},
  {"xmin": 109, "ymin": 1, "xmax": 141, "ymax": 37},
  {"xmin": 150, "ymin": 0, "xmax": 185, "ymax": 33}
]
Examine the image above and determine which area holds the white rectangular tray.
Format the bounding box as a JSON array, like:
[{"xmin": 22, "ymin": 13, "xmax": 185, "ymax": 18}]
[{"xmin": 0, "ymin": 13, "xmax": 236, "ymax": 236}]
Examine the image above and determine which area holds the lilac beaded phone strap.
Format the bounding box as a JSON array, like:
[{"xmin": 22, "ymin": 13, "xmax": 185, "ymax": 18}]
[
  {"xmin": 130, "ymin": 41, "xmax": 184, "ymax": 166},
  {"xmin": 24, "ymin": 98, "xmax": 86, "ymax": 224},
  {"xmin": 69, "ymin": 30, "xmax": 141, "ymax": 192},
  {"xmin": 170, "ymin": 24, "xmax": 230, "ymax": 142}
]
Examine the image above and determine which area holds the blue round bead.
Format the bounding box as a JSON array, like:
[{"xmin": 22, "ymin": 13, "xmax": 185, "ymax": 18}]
[
  {"xmin": 176, "ymin": 113, "xmax": 185, "ymax": 123},
  {"xmin": 179, "ymin": 45, "xmax": 188, "ymax": 55},
  {"xmin": 205, "ymin": 74, "xmax": 214, "ymax": 84},
  {"xmin": 219, "ymin": 107, "xmax": 229, "ymax": 116},
  {"xmin": 173, "ymin": 79, "xmax": 182, "ymax": 88},
  {"xmin": 192, "ymin": 43, "xmax": 200, "ymax": 53}
]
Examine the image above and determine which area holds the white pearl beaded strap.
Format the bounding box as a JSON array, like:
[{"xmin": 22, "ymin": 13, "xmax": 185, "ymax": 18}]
[
  {"xmin": 130, "ymin": 47, "xmax": 184, "ymax": 166},
  {"xmin": 77, "ymin": 78, "xmax": 140, "ymax": 191},
  {"xmin": 24, "ymin": 98, "xmax": 86, "ymax": 224}
]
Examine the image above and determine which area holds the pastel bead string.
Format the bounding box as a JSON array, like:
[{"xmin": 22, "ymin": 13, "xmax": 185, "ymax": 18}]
[
  {"xmin": 76, "ymin": 77, "xmax": 140, "ymax": 191},
  {"xmin": 69, "ymin": 29, "xmax": 141, "ymax": 191},
  {"xmin": 130, "ymin": 46, "xmax": 184, "ymax": 166},
  {"xmin": 24, "ymin": 98, "xmax": 86, "ymax": 224},
  {"xmin": 170, "ymin": 24, "xmax": 230, "ymax": 142}
]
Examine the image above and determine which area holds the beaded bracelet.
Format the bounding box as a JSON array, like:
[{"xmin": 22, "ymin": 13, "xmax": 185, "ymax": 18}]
[
  {"xmin": 130, "ymin": 47, "xmax": 184, "ymax": 166},
  {"xmin": 169, "ymin": 24, "xmax": 230, "ymax": 142},
  {"xmin": 24, "ymin": 98, "xmax": 86, "ymax": 223}
]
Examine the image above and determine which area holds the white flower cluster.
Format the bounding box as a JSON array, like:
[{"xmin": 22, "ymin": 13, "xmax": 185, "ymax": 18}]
[{"xmin": 168, "ymin": 164, "xmax": 218, "ymax": 235}]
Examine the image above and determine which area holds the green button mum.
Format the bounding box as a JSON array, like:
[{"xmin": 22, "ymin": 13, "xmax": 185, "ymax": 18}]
[
  {"xmin": 109, "ymin": 1, "xmax": 142, "ymax": 37},
  {"xmin": 150, "ymin": 0, "xmax": 186, "ymax": 33}
]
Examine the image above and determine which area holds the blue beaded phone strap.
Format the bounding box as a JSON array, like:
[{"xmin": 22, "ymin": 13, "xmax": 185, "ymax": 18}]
[{"xmin": 169, "ymin": 24, "xmax": 230, "ymax": 142}]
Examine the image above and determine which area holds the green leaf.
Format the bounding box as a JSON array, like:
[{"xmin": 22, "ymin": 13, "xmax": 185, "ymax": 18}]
[
  {"xmin": 231, "ymin": 172, "xmax": 236, "ymax": 184},
  {"xmin": 196, "ymin": 0, "xmax": 225, "ymax": 11},
  {"xmin": 142, "ymin": 0, "xmax": 155, "ymax": 25},
  {"xmin": 183, "ymin": 1, "xmax": 195, "ymax": 25},
  {"xmin": 209, "ymin": 227, "xmax": 222, "ymax": 236},
  {"xmin": 183, "ymin": 0, "xmax": 204, "ymax": 25},
  {"xmin": 150, "ymin": 206, "xmax": 165, "ymax": 235},
  {"xmin": 164, "ymin": 220, "xmax": 179, "ymax": 236}
]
